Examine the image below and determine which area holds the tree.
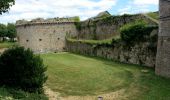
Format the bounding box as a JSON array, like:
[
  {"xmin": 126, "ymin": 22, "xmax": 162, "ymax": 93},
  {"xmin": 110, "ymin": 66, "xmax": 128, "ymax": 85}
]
[
  {"xmin": 7, "ymin": 23, "xmax": 17, "ymax": 41},
  {"xmin": 0, "ymin": 24, "xmax": 7, "ymax": 42},
  {"xmin": 0, "ymin": 46, "xmax": 47, "ymax": 93},
  {"xmin": 0, "ymin": 0, "xmax": 15, "ymax": 14}
]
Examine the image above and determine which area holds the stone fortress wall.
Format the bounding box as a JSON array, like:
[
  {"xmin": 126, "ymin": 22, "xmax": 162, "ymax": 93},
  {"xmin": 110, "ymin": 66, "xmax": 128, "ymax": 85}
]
[
  {"xmin": 16, "ymin": 12, "xmax": 158, "ymax": 53},
  {"xmin": 16, "ymin": 17, "xmax": 78, "ymax": 53},
  {"xmin": 76, "ymin": 13, "xmax": 158, "ymax": 40},
  {"xmin": 156, "ymin": 0, "xmax": 170, "ymax": 77}
]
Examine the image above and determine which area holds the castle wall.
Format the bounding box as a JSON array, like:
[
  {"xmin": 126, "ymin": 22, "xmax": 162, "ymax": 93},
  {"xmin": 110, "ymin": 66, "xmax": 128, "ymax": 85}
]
[
  {"xmin": 66, "ymin": 37, "xmax": 157, "ymax": 67},
  {"xmin": 17, "ymin": 22, "xmax": 77, "ymax": 53},
  {"xmin": 156, "ymin": 0, "xmax": 170, "ymax": 77},
  {"xmin": 76, "ymin": 14, "xmax": 157, "ymax": 40}
]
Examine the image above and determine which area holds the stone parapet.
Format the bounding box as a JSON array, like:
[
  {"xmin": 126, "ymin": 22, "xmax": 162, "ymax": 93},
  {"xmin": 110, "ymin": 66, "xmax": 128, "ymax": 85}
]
[
  {"xmin": 16, "ymin": 21, "xmax": 75, "ymax": 27},
  {"xmin": 16, "ymin": 17, "xmax": 78, "ymax": 27}
]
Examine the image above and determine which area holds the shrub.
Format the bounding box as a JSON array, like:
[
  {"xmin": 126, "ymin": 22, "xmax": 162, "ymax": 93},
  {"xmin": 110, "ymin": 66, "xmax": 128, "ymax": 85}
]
[
  {"xmin": 0, "ymin": 46, "xmax": 47, "ymax": 93},
  {"xmin": 120, "ymin": 20, "xmax": 156, "ymax": 44}
]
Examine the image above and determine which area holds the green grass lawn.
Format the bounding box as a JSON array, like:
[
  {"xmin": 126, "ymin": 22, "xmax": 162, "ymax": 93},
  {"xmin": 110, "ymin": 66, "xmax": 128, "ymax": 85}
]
[
  {"xmin": 42, "ymin": 53, "xmax": 170, "ymax": 100},
  {"xmin": 0, "ymin": 42, "xmax": 17, "ymax": 49}
]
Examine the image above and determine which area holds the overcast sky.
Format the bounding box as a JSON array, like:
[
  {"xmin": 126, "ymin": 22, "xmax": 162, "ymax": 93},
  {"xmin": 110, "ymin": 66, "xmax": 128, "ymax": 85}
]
[{"xmin": 0, "ymin": 0, "xmax": 158, "ymax": 24}]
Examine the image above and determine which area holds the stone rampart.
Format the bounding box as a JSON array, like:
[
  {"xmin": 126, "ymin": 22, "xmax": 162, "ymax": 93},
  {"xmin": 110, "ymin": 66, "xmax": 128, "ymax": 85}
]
[
  {"xmin": 16, "ymin": 19, "xmax": 78, "ymax": 53},
  {"xmin": 76, "ymin": 14, "xmax": 158, "ymax": 40}
]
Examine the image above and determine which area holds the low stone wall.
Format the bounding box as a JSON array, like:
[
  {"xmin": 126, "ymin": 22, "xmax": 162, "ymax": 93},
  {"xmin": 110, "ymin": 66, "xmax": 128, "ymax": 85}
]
[{"xmin": 66, "ymin": 41, "xmax": 156, "ymax": 67}]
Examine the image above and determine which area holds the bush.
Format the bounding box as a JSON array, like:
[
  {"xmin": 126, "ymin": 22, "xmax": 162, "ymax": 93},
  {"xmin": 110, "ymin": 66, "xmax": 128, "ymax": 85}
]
[
  {"xmin": 0, "ymin": 46, "xmax": 47, "ymax": 93},
  {"xmin": 120, "ymin": 20, "xmax": 156, "ymax": 44}
]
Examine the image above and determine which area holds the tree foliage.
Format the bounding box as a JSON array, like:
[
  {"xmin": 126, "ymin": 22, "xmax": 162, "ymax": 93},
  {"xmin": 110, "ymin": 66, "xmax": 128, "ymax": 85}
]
[
  {"xmin": 0, "ymin": 46, "xmax": 47, "ymax": 93},
  {"xmin": 0, "ymin": 23, "xmax": 17, "ymax": 42},
  {"xmin": 7, "ymin": 23, "xmax": 17, "ymax": 41},
  {"xmin": 0, "ymin": 0, "xmax": 15, "ymax": 14},
  {"xmin": 0, "ymin": 24, "xmax": 7, "ymax": 38}
]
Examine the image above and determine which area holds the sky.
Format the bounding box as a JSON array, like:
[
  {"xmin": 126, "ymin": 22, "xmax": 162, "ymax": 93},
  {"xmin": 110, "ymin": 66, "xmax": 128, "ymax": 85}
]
[{"xmin": 0, "ymin": 0, "xmax": 158, "ymax": 24}]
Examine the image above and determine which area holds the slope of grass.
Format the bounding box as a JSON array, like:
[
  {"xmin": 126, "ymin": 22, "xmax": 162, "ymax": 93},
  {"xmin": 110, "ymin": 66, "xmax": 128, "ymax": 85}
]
[
  {"xmin": 146, "ymin": 12, "xmax": 159, "ymax": 20},
  {"xmin": 42, "ymin": 53, "xmax": 170, "ymax": 99}
]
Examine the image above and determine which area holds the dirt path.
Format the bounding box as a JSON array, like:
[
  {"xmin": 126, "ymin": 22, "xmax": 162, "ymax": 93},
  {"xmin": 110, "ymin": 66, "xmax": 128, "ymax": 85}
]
[
  {"xmin": 44, "ymin": 86, "xmax": 61, "ymax": 100},
  {"xmin": 61, "ymin": 89, "xmax": 126, "ymax": 100},
  {"xmin": 44, "ymin": 86, "xmax": 126, "ymax": 100}
]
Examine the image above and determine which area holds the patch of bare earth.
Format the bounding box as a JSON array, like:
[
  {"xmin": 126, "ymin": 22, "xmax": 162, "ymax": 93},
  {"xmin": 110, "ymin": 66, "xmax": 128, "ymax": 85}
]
[
  {"xmin": 0, "ymin": 48, "xmax": 7, "ymax": 53},
  {"xmin": 44, "ymin": 87, "xmax": 128, "ymax": 100},
  {"xmin": 44, "ymin": 86, "xmax": 61, "ymax": 100},
  {"xmin": 61, "ymin": 89, "xmax": 126, "ymax": 100}
]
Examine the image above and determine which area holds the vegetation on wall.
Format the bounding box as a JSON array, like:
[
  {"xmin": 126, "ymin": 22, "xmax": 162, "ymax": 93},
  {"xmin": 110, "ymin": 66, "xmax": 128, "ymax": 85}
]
[
  {"xmin": 99, "ymin": 14, "xmax": 133, "ymax": 25},
  {"xmin": 74, "ymin": 13, "xmax": 143, "ymax": 40},
  {"xmin": 0, "ymin": 47, "xmax": 47, "ymax": 93},
  {"xmin": 70, "ymin": 20, "xmax": 158, "ymax": 49},
  {"xmin": 74, "ymin": 22, "xmax": 82, "ymax": 31},
  {"xmin": 74, "ymin": 20, "xmax": 98, "ymax": 40},
  {"xmin": 120, "ymin": 20, "xmax": 158, "ymax": 45},
  {"xmin": 67, "ymin": 38, "xmax": 113, "ymax": 45},
  {"xmin": 72, "ymin": 16, "xmax": 80, "ymax": 22}
]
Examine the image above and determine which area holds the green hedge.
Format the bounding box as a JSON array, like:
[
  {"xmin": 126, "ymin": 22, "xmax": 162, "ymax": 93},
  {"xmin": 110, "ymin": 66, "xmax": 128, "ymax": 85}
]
[
  {"xmin": 0, "ymin": 47, "xmax": 47, "ymax": 93},
  {"xmin": 120, "ymin": 20, "xmax": 158, "ymax": 44}
]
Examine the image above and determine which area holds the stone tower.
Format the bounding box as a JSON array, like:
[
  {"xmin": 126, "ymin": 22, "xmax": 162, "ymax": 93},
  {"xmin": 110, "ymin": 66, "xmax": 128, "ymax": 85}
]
[
  {"xmin": 16, "ymin": 17, "xmax": 78, "ymax": 53},
  {"xmin": 156, "ymin": 0, "xmax": 170, "ymax": 77}
]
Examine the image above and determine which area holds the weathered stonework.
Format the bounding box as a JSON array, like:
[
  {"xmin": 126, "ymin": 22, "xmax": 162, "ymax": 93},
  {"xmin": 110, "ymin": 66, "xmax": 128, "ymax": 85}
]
[
  {"xmin": 16, "ymin": 13, "xmax": 158, "ymax": 53},
  {"xmin": 66, "ymin": 38, "xmax": 157, "ymax": 67},
  {"xmin": 76, "ymin": 14, "xmax": 158, "ymax": 40},
  {"xmin": 156, "ymin": 0, "xmax": 170, "ymax": 77},
  {"xmin": 16, "ymin": 18, "xmax": 78, "ymax": 53}
]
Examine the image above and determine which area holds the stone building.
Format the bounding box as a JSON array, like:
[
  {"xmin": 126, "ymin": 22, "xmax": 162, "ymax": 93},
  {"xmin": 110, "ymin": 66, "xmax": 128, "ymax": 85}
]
[
  {"xmin": 16, "ymin": 18, "xmax": 77, "ymax": 53},
  {"xmin": 156, "ymin": 0, "xmax": 170, "ymax": 77}
]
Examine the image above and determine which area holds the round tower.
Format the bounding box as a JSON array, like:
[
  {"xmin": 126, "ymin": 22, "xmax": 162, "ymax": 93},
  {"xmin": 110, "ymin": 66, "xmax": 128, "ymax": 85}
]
[
  {"xmin": 156, "ymin": 0, "xmax": 170, "ymax": 77},
  {"xmin": 16, "ymin": 18, "xmax": 78, "ymax": 53}
]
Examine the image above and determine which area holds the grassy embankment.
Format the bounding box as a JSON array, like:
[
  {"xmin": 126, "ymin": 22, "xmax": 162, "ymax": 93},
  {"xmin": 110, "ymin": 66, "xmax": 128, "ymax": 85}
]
[{"xmin": 42, "ymin": 53, "xmax": 170, "ymax": 100}]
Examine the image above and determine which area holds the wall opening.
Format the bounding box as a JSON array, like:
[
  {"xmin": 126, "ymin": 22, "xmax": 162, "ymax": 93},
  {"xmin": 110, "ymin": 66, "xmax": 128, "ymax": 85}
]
[{"xmin": 39, "ymin": 39, "xmax": 42, "ymax": 41}]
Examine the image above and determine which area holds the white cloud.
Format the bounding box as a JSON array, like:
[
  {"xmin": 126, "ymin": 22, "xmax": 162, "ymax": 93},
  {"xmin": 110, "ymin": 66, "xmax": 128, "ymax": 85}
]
[
  {"xmin": 118, "ymin": 5, "xmax": 150, "ymax": 15},
  {"xmin": 0, "ymin": 0, "xmax": 117, "ymax": 24},
  {"xmin": 133, "ymin": 0, "xmax": 158, "ymax": 5},
  {"xmin": 118, "ymin": 0, "xmax": 158, "ymax": 15}
]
